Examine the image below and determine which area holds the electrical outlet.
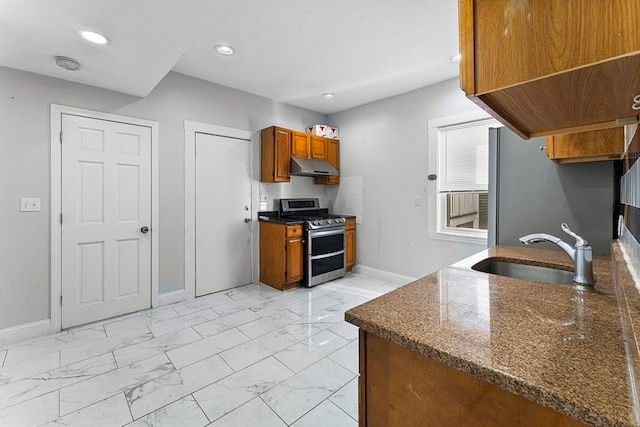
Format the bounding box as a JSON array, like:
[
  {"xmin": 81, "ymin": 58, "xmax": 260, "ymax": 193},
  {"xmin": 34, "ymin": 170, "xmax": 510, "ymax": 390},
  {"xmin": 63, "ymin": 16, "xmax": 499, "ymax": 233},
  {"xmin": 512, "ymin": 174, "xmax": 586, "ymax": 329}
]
[
  {"xmin": 260, "ymin": 195, "xmax": 268, "ymax": 202},
  {"xmin": 21, "ymin": 197, "xmax": 41, "ymax": 212},
  {"xmin": 413, "ymin": 196, "xmax": 421, "ymax": 206}
]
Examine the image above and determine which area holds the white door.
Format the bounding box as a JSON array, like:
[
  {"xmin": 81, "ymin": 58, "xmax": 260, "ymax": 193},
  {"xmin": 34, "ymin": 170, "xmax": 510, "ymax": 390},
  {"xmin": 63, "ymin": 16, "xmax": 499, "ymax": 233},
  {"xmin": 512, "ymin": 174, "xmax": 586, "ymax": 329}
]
[
  {"xmin": 195, "ymin": 132, "xmax": 252, "ymax": 296},
  {"xmin": 61, "ymin": 114, "xmax": 152, "ymax": 328}
]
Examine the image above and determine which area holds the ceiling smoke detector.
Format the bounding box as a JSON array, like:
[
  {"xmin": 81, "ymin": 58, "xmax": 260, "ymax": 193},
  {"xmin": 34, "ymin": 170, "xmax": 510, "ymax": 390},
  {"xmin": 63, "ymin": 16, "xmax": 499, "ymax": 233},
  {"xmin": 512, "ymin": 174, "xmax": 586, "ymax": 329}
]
[{"xmin": 55, "ymin": 56, "xmax": 81, "ymax": 71}]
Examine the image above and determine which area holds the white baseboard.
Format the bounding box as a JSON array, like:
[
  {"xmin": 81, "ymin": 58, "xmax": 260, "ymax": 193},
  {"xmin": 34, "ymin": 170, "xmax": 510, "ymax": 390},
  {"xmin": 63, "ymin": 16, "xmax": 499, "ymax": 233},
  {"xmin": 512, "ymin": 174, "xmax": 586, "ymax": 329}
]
[
  {"xmin": 0, "ymin": 319, "xmax": 53, "ymax": 347},
  {"xmin": 353, "ymin": 265, "xmax": 417, "ymax": 285},
  {"xmin": 157, "ymin": 289, "xmax": 187, "ymax": 307}
]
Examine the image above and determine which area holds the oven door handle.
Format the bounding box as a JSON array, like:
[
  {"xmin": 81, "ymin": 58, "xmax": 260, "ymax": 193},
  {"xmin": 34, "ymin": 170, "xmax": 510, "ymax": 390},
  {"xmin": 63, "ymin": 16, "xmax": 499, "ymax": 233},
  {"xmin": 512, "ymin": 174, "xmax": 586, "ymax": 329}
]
[
  {"xmin": 309, "ymin": 228, "xmax": 346, "ymax": 238},
  {"xmin": 309, "ymin": 249, "xmax": 345, "ymax": 260}
]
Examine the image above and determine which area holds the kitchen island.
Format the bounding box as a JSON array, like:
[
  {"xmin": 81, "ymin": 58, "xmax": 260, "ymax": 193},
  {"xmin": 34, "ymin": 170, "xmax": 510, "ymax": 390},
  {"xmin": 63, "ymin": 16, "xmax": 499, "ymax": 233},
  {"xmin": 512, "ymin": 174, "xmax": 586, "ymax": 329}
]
[{"xmin": 345, "ymin": 244, "xmax": 639, "ymax": 427}]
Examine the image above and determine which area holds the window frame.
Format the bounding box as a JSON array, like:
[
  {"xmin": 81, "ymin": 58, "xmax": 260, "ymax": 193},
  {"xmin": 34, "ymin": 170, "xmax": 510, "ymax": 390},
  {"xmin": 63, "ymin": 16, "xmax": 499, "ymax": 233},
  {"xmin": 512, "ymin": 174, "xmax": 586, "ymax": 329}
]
[{"xmin": 427, "ymin": 110, "xmax": 499, "ymax": 244}]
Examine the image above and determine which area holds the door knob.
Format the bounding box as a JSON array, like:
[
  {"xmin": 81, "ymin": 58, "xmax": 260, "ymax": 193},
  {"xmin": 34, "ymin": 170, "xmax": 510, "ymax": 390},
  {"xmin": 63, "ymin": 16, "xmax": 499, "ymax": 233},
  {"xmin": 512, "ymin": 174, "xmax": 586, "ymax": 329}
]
[
  {"xmin": 140, "ymin": 226, "xmax": 149, "ymax": 233},
  {"xmin": 244, "ymin": 218, "xmax": 251, "ymax": 223}
]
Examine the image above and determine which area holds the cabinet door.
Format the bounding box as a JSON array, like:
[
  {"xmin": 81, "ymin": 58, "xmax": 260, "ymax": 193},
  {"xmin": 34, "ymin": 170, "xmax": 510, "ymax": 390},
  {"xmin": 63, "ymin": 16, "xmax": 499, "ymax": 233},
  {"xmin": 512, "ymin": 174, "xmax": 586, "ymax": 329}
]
[
  {"xmin": 310, "ymin": 136, "xmax": 328, "ymax": 160},
  {"xmin": 346, "ymin": 218, "xmax": 356, "ymax": 271},
  {"xmin": 326, "ymin": 139, "xmax": 339, "ymax": 184},
  {"xmin": 286, "ymin": 236, "xmax": 303, "ymax": 283},
  {"xmin": 459, "ymin": 0, "xmax": 640, "ymax": 138},
  {"xmin": 545, "ymin": 127, "xmax": 624, "ymax": 163},
  {"xmin": 314, "ymin": 139, "xmax": 340, "ymax": 185},
  {"xmin": 291, "ymin": 131, "xmax": 310, "ymax": 158},
  {"xmin": 469, "ymin": 0, "xmax": 640, "ymax": 94},
  {"xmin": 274, "ymin": 128, "xmax": 291, "ymax": 181}
]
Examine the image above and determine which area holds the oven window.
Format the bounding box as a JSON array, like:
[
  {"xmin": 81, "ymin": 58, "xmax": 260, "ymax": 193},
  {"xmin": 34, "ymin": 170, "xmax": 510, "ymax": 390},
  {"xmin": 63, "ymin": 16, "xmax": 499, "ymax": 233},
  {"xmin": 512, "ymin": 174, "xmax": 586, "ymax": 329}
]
[
  {"xmin": 311, "ymin": 233, "xmax": 344, "ymax": 256},
  {"xmin": 311, "ymin": 253, "xmax": 344, "ymax": 277}
]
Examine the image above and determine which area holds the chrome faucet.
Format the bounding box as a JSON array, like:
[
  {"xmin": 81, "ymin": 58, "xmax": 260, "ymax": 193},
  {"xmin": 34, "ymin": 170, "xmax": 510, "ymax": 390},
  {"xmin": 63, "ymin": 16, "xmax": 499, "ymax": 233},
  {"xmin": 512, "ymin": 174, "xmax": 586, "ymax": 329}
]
[{"xmin": 519, "ymin": 223, "xmax": 595, "ymax": 288}]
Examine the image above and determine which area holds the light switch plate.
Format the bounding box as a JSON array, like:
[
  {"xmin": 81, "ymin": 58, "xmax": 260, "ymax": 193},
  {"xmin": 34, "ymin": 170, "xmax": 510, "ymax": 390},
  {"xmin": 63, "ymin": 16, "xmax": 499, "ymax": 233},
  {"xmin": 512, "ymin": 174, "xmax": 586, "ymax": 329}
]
[{"xmin": 20, "ymin": 197, "xmax": 41, "ymax": 212}]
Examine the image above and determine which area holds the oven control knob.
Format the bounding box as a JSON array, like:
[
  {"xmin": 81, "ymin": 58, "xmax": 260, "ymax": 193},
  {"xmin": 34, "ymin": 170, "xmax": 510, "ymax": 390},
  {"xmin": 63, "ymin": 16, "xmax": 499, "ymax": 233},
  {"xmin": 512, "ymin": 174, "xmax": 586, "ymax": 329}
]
[
  {"xmin": 319, "ymin": 219, "xmax": 324, "ymax": 225},
  {"xmin": 313, "ymin": 220, "xmax": 319, "ymax": 226},
  {"xmin": 327, "ymin": 219, "xmax": 332, "ymax": 224}
]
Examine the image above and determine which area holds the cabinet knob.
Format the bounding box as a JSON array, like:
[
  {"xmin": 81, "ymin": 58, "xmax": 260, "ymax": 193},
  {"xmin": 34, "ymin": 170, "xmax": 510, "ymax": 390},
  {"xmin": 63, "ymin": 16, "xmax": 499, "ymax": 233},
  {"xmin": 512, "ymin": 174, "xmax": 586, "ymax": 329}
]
[{"xmin": 633, "ymin": 94, "xmax": 640, "ymax": 110}]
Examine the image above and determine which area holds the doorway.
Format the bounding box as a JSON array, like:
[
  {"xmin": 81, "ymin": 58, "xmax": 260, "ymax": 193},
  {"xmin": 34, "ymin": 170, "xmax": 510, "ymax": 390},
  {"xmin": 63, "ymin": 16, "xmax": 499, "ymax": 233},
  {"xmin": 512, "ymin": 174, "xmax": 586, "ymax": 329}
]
[
  {"xmin": 184, "ymin": 121, "xmax": 258, "ymax": 299},
  {"xmin": 51, "ymin": 105, "xmax": 159, "ymax": 331},
  {"xmin": 195, "ymin": 132, "xmax": 252, "ymax": 295}
]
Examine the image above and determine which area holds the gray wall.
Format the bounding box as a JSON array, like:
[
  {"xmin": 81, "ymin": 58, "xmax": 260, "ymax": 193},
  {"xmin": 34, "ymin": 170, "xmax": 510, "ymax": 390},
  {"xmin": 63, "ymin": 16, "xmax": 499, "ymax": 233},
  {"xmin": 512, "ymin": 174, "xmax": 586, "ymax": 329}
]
[
  {"xmin": 0, "ymin": 67, "xmax": 326, "ymax": 329},
  {"xmin": 327, "ymin": 78, "xmax": 488, "ymax": 279},
  {"xmin": 490, "ymin": 127, "xmax": 614, "ymax": 255}
]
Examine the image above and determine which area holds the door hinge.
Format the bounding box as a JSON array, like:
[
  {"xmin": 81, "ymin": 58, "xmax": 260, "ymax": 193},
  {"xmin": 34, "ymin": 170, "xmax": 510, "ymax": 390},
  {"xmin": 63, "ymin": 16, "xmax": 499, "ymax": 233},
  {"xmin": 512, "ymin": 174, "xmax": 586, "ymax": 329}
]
[
  {"xmin": 60, "ymin": 213, "xmax": 63, "ymax": 224},
  {"xmin": 59, "ymin": 131, "xmax": 63, "ymax": 143},
  {"xmin": 60, "ymin": 295, "xmax": 63, "ymax": 305}
]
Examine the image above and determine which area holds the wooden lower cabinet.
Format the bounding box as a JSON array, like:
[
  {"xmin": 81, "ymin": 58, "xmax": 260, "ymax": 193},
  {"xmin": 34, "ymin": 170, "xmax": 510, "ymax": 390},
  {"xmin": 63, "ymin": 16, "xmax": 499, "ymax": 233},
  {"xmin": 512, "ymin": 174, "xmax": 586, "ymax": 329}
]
[
  {"xmin": 545, "ymin": 127, "xmax": 624, "ymax": 163},
  {"xmin": 346, "ymin": 218, "xmax": 356, "ymax": 272},
  {"xmin": 259, "ymin": 221, "xmax": 303, "ymax": 290},
  {"xmin": 359, "ymin": 331, "xmax": 587, "ymax": 427}
]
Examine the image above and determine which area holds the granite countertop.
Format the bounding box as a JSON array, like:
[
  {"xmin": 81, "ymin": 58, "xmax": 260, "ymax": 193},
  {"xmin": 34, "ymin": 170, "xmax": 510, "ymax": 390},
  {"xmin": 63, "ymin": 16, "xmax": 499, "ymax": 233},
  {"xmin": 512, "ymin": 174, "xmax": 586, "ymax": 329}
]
[
  {"xmin": 258, "ymin": 216, "xmax": 305, "ymax": 225},
  {"xmin": 257, "ymin": 211, "xmax": 356, "ymax": 225},
  {"xmin": 345, "ymin": 244, "xmax": 639, "ymax": 427}
]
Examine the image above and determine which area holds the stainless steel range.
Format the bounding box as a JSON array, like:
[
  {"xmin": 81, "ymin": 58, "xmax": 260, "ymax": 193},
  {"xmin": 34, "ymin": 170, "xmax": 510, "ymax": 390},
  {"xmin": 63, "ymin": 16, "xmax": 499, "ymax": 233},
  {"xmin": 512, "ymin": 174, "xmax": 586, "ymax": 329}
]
[{"xmin": 280, "ymin": 198, "xmax": 346, "ymax": 287}]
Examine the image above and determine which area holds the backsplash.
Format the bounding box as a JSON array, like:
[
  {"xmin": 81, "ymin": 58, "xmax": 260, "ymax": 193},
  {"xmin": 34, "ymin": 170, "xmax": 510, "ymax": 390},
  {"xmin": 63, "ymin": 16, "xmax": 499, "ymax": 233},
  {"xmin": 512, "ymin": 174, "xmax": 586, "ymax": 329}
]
[
  {"xmin": 619, "ymin": 123, "xmax": 640, "ymax": 286},
  {"xmin": 259, "ymin": 175, "xmax": 328, "ymax": 212}
]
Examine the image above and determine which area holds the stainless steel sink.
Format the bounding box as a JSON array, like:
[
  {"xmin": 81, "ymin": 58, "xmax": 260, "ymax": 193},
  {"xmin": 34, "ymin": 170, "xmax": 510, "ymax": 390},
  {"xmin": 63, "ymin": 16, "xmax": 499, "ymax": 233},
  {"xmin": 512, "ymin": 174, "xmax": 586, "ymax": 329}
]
[{"xmin": 472, "ymin": 260, "xmax": 575, "ymax": 285}]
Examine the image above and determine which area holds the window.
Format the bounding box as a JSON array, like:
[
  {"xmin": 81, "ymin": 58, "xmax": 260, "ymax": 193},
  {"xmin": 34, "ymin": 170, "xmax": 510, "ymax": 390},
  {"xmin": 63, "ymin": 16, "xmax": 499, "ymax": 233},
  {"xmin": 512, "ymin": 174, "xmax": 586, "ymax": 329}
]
[{"xmin": 427, "ymin": 111, "xmax": 500, "ymax": 243}]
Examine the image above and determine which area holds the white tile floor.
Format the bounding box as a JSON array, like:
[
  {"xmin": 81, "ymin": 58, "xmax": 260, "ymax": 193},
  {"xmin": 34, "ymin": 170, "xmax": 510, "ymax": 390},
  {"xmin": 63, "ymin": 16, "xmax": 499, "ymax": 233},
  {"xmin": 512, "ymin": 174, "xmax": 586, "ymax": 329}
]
[{"xmin": 0, "ymin": 274, "xmax": 402, "ymax": 426}]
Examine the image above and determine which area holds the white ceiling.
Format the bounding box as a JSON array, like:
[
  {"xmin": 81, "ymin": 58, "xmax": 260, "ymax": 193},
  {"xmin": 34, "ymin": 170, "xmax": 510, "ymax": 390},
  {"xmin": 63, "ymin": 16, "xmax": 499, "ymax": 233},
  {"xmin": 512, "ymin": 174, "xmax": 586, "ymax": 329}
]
[{"xmin": 0, "ymin": 0, "xmax": 460, "ymax": 115}]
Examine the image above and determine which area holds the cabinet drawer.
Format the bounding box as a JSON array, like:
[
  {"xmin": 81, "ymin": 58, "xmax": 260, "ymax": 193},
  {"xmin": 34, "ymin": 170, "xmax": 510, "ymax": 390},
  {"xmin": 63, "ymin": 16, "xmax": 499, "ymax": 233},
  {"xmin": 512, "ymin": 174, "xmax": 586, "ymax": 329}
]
[{"xmin": 286, "ymin": 225, "xmax": 303, "ymax": 237}]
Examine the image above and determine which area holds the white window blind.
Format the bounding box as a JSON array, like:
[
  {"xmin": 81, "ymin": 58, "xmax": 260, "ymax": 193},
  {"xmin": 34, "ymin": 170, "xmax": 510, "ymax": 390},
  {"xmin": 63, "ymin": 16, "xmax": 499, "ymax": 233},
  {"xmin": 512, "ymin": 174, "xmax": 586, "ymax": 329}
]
[{"xmin": 438, "ymin": 119, "xmax": 495, "ymax": 193}]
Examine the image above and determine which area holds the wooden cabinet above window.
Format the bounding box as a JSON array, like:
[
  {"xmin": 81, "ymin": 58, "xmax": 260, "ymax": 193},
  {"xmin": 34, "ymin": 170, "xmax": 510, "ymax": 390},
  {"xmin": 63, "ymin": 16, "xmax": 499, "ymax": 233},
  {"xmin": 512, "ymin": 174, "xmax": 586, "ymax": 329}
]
[{"xmin": 459, "ymin": 0, "xmax": 640, "ymax": 139}]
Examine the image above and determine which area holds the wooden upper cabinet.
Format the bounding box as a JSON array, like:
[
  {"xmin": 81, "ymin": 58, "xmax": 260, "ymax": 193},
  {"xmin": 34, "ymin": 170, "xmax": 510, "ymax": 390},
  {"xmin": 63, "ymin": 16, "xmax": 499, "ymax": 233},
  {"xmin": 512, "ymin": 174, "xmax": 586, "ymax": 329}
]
[
  {"xmin": 315, "ymin": 138, "xmax": 340, "ymax": 185},
  {"xmin": 545, "ymin": 127, "xmax": 624, "ymax": 163},
  {"xmin": 261, "ymin": 126, "xmax": 291, "ymax": 182},
  {"xmin": 459, "ymin": 0, "xmax": 640, "ymax": 139},
  {"xmin": 291, "ymin": 131, "xmax": 310, "ymax": 158},
  {"xmin": 310, "ymin": 136, "xmax": 328, "ymax": 160}
]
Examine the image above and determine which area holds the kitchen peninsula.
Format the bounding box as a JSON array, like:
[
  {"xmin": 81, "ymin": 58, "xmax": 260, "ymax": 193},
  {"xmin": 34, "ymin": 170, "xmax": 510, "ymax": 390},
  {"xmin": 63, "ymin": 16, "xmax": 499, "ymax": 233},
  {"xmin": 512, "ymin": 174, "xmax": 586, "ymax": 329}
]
[{"xmin": 346, "ymin": 244, "xmax": 638, "ymax": 427}]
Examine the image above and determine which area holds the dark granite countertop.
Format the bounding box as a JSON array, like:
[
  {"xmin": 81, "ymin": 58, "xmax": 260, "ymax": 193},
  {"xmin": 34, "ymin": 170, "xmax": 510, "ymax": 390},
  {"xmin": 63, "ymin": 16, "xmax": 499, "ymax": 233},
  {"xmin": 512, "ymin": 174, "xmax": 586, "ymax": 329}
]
[
  {"xmin": 345, "ymin": 244, "xmax": 639, "ymax": 427},
  {"xmin": 257, "ymin": 216, "xmax": 305, "ymax": 225}
]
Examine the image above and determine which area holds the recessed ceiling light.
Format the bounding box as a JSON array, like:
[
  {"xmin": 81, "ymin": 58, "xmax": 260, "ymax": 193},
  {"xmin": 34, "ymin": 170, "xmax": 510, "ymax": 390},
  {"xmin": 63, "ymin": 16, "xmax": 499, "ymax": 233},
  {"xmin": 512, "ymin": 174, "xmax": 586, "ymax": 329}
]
[
  {"xmin": 322, "ymin": 93, "xmax": 335, "ymax": 99},
  {"xmin": 55, "ymin": 56, "xmax": 81, "ymax": 71},
  {"xmin": 450, "ymin": 54, "xmax": 461, "ymax": 63},
  {"xmin": 78, "ymin": 29, "xmax": 110, "ymax": 45},
  {"xmin": 214, "ymin": 44, "xmax": 235, "ymax": 56}
]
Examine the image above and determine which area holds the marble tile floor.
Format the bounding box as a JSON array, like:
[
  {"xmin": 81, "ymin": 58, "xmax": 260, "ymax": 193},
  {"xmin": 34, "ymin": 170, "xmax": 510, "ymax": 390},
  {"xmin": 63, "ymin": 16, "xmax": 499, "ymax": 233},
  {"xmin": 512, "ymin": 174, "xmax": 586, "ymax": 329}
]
[{"xmin": 0, "ymin": 274, "xmax": 403, "ymax": 427}]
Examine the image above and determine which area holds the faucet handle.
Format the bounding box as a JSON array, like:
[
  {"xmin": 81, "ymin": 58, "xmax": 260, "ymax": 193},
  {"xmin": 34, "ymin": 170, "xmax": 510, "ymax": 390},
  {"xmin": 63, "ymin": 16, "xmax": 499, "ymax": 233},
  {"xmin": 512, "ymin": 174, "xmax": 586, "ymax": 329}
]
[{"xmin": 561, "ymin": 223, "xmax": 589, "ymax": 247}]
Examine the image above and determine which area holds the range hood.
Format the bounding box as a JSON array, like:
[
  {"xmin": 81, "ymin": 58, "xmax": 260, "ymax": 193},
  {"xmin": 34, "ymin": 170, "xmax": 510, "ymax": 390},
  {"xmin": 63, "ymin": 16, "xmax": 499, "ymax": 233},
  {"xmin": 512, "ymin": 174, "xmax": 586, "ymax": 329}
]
[{"xmin": 290, "ymin": 156, "xmax": 338, "ymax": 177}]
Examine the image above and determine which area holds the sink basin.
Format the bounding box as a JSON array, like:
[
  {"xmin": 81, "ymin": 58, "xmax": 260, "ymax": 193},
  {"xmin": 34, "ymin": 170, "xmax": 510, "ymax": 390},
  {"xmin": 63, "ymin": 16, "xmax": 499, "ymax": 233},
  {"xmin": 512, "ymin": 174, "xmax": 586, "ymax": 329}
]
[{"xmin": 472, "ymin": 260, "xmax": 575, "ymax": 285}]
